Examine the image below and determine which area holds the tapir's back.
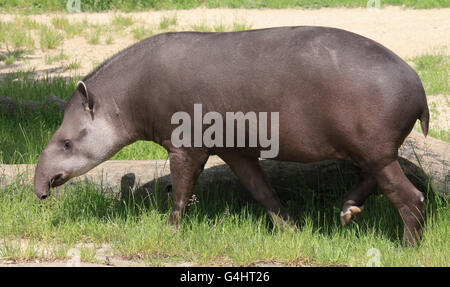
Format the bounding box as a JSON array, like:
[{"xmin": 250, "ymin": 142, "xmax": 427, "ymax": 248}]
[{"xmin": 144, "ymin": 27, "xmax": 427, "ymax": 165}]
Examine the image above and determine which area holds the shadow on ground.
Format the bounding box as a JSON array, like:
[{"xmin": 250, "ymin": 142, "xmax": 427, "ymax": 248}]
[{"xmin": 115, "ymin": 157, "xmax": 435, "ymax": 242}]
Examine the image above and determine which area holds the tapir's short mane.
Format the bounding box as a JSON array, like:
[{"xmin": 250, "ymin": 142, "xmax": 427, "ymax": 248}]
[
  {"xmin": 82, "ymin": 32, "xmax": 197, "ymax": 84},
  {"xmin": 82, "ymin": 37, "xmax": 153, "ymax": 84}
]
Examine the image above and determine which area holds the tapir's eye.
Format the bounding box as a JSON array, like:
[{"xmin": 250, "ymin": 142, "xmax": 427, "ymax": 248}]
[{"xmin": 63, "ymin": 140, "xmax": 72, "ymax": 150}]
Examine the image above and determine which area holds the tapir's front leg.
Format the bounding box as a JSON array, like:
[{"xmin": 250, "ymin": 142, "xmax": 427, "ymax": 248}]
[
  {"xmin": 218, "ymin": 152, "xmax": 295, "ymax": 228},
  {"xmin": 166, "ymin": 147, "xmax": 209, "ymax": 225}
]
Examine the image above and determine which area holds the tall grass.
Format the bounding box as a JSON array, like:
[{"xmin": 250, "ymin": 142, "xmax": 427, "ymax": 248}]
[
  {"xmin": 131, "ymin": 26, "xmax": 153, "ymax": 40},
  {"xmin": 0, "ymin": 73, "xmax": 75, "ymax": 164},
  {"xmin": 39, "ymin": 26, "xmax": 64, "ymax": 50},
  {"xmin": 159, "ymin": 15, "xmax": 177, "ymax": 30},
  {"xmin": 111, "ymin": 15, "xmax": 134, "ymax": 28}
]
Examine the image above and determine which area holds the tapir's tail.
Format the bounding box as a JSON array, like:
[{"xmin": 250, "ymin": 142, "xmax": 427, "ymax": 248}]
[{"xmin": 419, "ymin": 97, "xmax": 429, "ymax": 138}]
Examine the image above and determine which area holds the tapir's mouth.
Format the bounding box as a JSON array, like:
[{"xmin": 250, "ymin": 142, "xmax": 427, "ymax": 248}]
[{"xmin": 50, "ymin": 173, "xmax": 69, "ymax": 188}]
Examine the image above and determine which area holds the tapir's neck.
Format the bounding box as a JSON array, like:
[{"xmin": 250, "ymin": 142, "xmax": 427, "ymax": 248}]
[{"xmin": 83, "ymin": 38, "xmax": 161, "ymax": 145}]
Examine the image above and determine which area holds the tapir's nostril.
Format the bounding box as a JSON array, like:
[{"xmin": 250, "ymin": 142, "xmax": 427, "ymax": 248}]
[{"xmin": 40, "ymin": 194, "xmax": 48, "ymax": 200}]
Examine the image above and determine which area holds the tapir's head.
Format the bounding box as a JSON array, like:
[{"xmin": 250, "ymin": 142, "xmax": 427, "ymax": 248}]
[{"xmin": 34, "ymin": 81, "xmax": 126, "ymax": 199}]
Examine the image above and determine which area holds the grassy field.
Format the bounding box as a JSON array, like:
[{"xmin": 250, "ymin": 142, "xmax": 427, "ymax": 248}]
[
  {"xmin": 0, "ymin": 0, "xmax": 448, "ymax": 13},
  {"xmin": 0, "ymin": 170, "xmax": 448, "ymax": 266}
]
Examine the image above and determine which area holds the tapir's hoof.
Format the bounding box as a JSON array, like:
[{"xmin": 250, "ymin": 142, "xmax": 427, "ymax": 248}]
[{"xmin": 340, "ymin": 205, "xmax": 364, "ymax": 226}]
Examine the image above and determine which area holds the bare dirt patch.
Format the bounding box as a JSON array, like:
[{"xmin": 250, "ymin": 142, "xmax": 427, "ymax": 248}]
[{"xmin": 0, "ymin": 7, "xmax": 449, "ymax": 78}]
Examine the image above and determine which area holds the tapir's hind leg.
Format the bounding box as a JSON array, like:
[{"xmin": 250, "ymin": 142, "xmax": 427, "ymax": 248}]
[
  {"xmin": 218, "ymin": 152, "xmax": 295, "ymax": 227},
  {"xmin": 167, "ymin": 148, "xmax": 209, "ymax": 225},
  {"xmin": 340, "ymin": 175, "xmax": 377, "ymax": 226},
  {"xmin": 374, "ymin": 160, "xmax": 425, "ymax": 246}
]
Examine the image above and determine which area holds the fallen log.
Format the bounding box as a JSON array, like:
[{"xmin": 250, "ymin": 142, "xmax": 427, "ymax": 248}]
[
  {"xmin": 0, "ymin": 131, "xmax": 447, "ymax": 200},
  {"xmin": 0, "ymin": 95, "xmax": 67, "ymax": 116}
]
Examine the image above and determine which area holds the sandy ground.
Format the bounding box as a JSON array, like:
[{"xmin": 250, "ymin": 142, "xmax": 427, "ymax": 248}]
[{"xmin": 0, "ymin": 7, "xmax": 449, "ymax": 78}]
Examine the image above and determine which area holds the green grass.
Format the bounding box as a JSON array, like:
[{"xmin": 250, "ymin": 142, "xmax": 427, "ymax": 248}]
[
  {"xmin": 39, "ymin": 25, "xmax": 64, "ymax": 50},
  {"xmin": 0, "ymin": 21, "xmax": 35, "ymax": 49},
  {"xmin": 0, "ymin": 73, "xmax": 76, "ymax": 164},
  {"xmin": 13, "ymin": 17, "xmax": 42, "ymax": 30},
  {"xmin": 232, "ymin": 21, "xmax": 253, "ymax": 31},
  {"xmin": 213, "ymin": 23, "xmax": 227, "ymax": 32},
  {"xmin": 159, "ymin": 15, "xmax": 178, "ymax": 30},
  {"xmin": 44, "ymin": 51, "xmax": 68, "ymax": 64},
  {"xmin": 409, "ymin": 52, "xmax": 449, "ymax": 95},
  {"xmin": 0, "ymin": 0, "xmax": 448, "ymax": 13},
  {"xmin": 190, "ymin": 23, "xmax": 213, "ymax": 32},
  {"xmin": 3, "ymin": 55, "xmax": 16, "ymax": 65},
  {"xmin": 64, "ymin": 20, "xmax": 88, "ymax": 38},
  {"xmin": 85, "ymin": 26, "xmax": 101, "ymax": 45},
  {"xmin": 189, "ymin": 21, "xmax": 253, "ymax": 32},
  {"xmin": 105, "ymin": 34, "xmax": 115, "ymax": 45},
  {"xmin": 409, "ymin": 53, "xmax": 449, "ymax": 141},
  {"xmin": 131, "ymin": 26, "xmax": 153, "ymax": 41},
  {"xmin": 111, "ymin": 15, "xmax": 134, "ymax": 28},
  {"xmin": 0, "ymin": 49, "xmax": 27, "ymax": 65},
  {"xmin": 0, "ymin": 173, "xmax": 447, "ymax": 266},
  {"xmin": 51, "ymin": 16, "xmax": 70, "ymax": 30},
  {"xmin": 428, "ymin": 129, "xmax": 450, "ymax": 142},
  {"xmin": 64, "ymin": 59, "xmax": 81, "ymax": 70}
]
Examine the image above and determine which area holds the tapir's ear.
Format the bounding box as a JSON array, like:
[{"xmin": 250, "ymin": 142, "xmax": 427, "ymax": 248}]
[{"xmin": 77, "ymin": 81, "xmax": 94, "ymax": 111}]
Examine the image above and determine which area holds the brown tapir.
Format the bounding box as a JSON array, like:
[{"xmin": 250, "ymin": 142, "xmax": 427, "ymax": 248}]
[{"xmin": 34, "ymin": 26, "xmax": 429, "ymax": 246}]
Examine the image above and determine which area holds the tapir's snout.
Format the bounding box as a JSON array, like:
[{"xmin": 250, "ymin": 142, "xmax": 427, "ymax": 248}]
[
  {"xmin": 34, "ymin": 151, "xmax": 51, "ymax": 199},
  {"xmin": 34, "ymin": 172, "xmax": 52, "ymax": 200},
  {"xmin": 34, "ymin": 172, "xmax": 70, "ymax": 199},
  {"xmin": 34, "ymin": 146, "xmax": 68, "ymax": 200},
  {"xmin": 34, "ymin": 179, "xmax": 50, "ymax": 200}
]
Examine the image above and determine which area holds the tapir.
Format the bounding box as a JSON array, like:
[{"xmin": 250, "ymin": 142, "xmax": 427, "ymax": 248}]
[{"xmin": 34, "ymin": 26, "xmax": 429, "ymax": 246}]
